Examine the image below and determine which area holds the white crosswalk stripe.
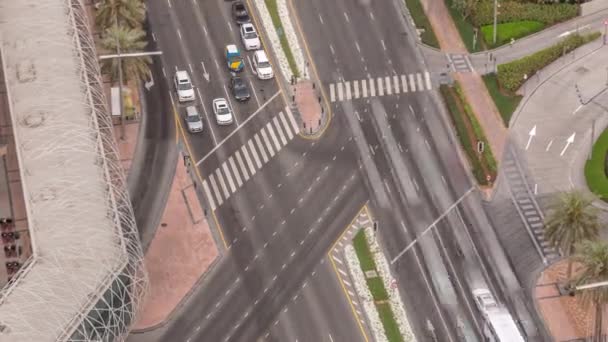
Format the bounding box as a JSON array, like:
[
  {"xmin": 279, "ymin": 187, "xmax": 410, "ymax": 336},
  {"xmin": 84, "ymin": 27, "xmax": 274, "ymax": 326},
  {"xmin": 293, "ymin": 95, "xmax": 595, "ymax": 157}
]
[
  {"xmin": 247, "ymin": 139, "xmax": 262, "ymax": 169},
  {"xmin": 260, "ymin": 127, "xmax": 275, "ymax": 157},
  {"xmin": 425, "ymin": 71, "xmax": 432, "ymax": 90},
  {"xmin": 385, "ymin": 76, "xmax": 392, "ymax": 95},
  {"xmin": 416, "ymin": 73, "xmax": 424, "ymax": 91},
  {"xmin": 345, "ymin": 81, "xmax": 352, "ymax": 100},
  {"xmin": 330, "ymin": 83, "xmax": 335, "ymax": 102},
  {"xmin": 209, "ymin": 173, "xmax": 223, "ymax": 206},
  {"xmin": 285, "ymin": 106, "xmax": 299, "ymax": 133},
  {"xmin": 362, "ymin": 79, "xmax": 368, "ymax": 98},
  {"xmin": 393, "ymin": 75, "xmax": 400, "ymax": 94},
  {"xmin": 222, "ymin": 162, "xmax": 237, "ymax": 194},
  {"xmin": 266, "ymin": 122, "xmax": 281, "ymax": 151},
  {"xmin": 369, "ymin": 78, "xmax": 376, "ymax": 97},
  {"xmin": 229, "ymin": 156, "xmax": 243, "ymax": 187},
  {"xmin": 377, "ymin": 77, "xmax": 384, "ymax": 96},
  {"xmin": 353, "ymin": 80, "xmax": 359, "ymax": 99},
  {"xmin": 235, "ymin": 151, "xmax": 249, "ymax": 181},
  {"xmin": 337, "ymin": 82, "xmax": 344, "ymax": 101},
  {"xmin": 409, "ymin": 74, "xmax": 416, "ymax": 92},
  {"xmin": 215, "ymin": 168, "xmax": 230, "ymax": 199},
  {"xmin": 254, "ymin": 133, "xmax": 269, "ymax": 163},
  {"xmin": 241, "ymin": 145, "xmax": 257, "ymax": 176},
  {"xmin": 279, "ymin": 112, "xmax": 294, "ymax": 140},
  {"xmin": 202, "ymin": 180, "xmax": 216, "ymax": 211},
  {"xmin": 401, "ymin": 75, "xmax": 408, "ymax": 93},
  {"xmin": 273, "ymin": 117, "xmax": 288, "ymax": 146}
]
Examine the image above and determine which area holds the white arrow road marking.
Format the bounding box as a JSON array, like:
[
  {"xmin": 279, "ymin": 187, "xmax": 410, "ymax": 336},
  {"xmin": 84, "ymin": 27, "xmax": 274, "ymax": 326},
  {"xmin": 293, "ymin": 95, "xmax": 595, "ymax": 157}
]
[
  {"xmin": 525, "ymin": 125, "xmax": 536, "ymax": 150},
  {"xmin": 560, "ymin": 132, "xmax": 576, "ymax": 156},
  {"xmin": 201, "ymin": 61, "xmax": 210, "ymax": 82}
]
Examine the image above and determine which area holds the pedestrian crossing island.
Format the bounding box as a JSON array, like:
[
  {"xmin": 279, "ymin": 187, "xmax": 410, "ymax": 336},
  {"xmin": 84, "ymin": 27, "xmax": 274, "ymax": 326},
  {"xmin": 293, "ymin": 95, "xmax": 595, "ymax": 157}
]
[
  {"xmin": 201, "ymin": 107, "xmax": 299, "ymax": 211},
  {"xmin": 329, "ymin": 71, "xmax": 433, "ymax": 103}
]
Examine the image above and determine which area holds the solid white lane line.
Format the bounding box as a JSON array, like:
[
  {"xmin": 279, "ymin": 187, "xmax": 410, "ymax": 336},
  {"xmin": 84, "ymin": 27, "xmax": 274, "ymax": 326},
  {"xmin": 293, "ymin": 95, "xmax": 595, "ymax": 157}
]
[
  {"xmin": 215, "ymin": 168, "xmax": 230, "ymax": 199},
  {"xmin": 381, "ymin": 39, "xmax": 386, "ymax": 50},
  {"xmin": 260, "ymin": 127, "xmax": 275, "ymax": 157},
  {"xmin": 167, "ymin": 0, "xmax": 172, "ymax": 8},
  {"xmin": 249, "ymin": 80, "xmax": 261, "ymax": 107},
  {"xmin": 235, "ymin": 150, "xmax": 249, "ymax": 181},
  {"xmin": 279, "ymin": 111, "xmax": 294, "ymax": 140},
  {"xmin": 247, "ymin": 139, "xmax": 262, "ymax": 169},
  {"xmin": 344, "ymin": 12, "xmax": 350, "ymax": 22},
  {"xmin": 222, "ymin": 163, "xmax": 237, "ymax": 194},
  {"xmin": 229, "ymin": 156, "xmax": 243, "ymax": 187},
  {"xmin": 202, "ymin": 180, "xmax": 216, "ymax": 210},
  {"xmin": 209, "ymin": 173, "xmax": 223, "ymax": 205},
  {"xmin": 273, "ymin": 116, "xmax": 288, "ymax": 146},
  {"xmin": 240, "ymin": 146, "xmax": 256, "ymax": 177},
  {"xmin": 285, "ymin": 106, "xmax": 299, "ymax": 133},
  {"xmin": 424, "ymin": 71, "xmax": 432, "ymax": 90},
  {"xmin": 196, "ymin": 88, "xmax": 218, "ymax": 145},
  {"xmin": 177, "ymin": 29, "xmax": 182, "ymax": 40},
  {"xmin": 266, "ymin": 123, "xmax": 282, "ymax": 152},
  {"xmin": 254, "ymin": 133, "xmax": 269, "ymax": 163}
]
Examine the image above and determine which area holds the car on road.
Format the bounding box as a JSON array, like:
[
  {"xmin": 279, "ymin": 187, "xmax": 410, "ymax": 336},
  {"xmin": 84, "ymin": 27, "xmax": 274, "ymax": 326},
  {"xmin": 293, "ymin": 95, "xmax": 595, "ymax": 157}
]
[
  {"xmin": 240, "ymin": 23, "xmax": 260, "ymax": 51},
  {"xmin": 229, "ymin": 76, "xmax": 250, "ymax": 102},
  {"xmin": 232, "ymin": 1, "xmax": 250, "ymax": 25},
  {"xmin": 184, "ymin": 105, "xmax": 203, "ymax": 133},
  {"xmin": 212, "ymin": 98, "xmax": 234, "ymax": 125},
  {"xmin": 174, "ymin": 70, "xmax": 195, "ymax": 102},
  {"xmin": 225, "ymin": 44, "xmax": 244, "ymax": 72},
  {"xmin": 252, "ymin": 50, "xmax": 273, "ymax": 80}
]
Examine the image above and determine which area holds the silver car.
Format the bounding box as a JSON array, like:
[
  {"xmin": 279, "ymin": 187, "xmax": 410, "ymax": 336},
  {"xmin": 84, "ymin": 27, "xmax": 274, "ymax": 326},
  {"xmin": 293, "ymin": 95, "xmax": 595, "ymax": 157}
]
[{"xmin": 184, "ymin": 106, "xmax": 203, "ymax": 133}]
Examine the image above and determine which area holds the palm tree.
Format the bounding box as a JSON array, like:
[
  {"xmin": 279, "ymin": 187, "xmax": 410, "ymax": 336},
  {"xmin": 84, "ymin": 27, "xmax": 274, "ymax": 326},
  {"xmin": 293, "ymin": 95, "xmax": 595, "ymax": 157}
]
[
  {"xmin": 95, "ymin": 0, "xmax": 146, "ymax": 30},
  {"xmin": 100, "ymin": 26, "xmax": 151, "ymax": 83},
  {"xmin": 544, "ymin": 191, "xmax": 600, "ymax": 282},
  {"xmin": 572, "ymin": 240, "xmax": 608, "ymax": 342}
]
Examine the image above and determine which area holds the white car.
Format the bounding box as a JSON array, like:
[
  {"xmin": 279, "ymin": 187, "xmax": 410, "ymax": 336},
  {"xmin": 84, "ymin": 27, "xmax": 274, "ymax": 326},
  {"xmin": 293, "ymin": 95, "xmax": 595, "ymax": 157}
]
[
  {"xmin": 240, "ymin": 23, "xmax": 261, "ymax": 51},
  {"xmin": 212, "ymin": 98, "xmax": 234, "ymax": 125},
  {"xmin": 253, "ymin": 50, "xmax": 273, "ymax": 80},
  {"xmin": 174, "ymin": 70, "xmax": 195, "ymax": 102}
]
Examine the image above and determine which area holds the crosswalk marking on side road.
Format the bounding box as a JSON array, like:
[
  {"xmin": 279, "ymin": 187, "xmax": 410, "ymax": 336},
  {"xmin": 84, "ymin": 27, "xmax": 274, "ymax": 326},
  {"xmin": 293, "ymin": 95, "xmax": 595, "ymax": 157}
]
[
  {"xmin": 199, "ymin": 107, "xmax": 301, "ymax": 212},
  {"xmin": 328, "ymin": 72, "xmax": 432, "ymax": 102},
  {"xmin": 228, "ymin": 156, "xmax": 243, "ymax": 187},
  {"xmin": 254, "ymin": 133, "xmax": 269, "ymax": 163}
]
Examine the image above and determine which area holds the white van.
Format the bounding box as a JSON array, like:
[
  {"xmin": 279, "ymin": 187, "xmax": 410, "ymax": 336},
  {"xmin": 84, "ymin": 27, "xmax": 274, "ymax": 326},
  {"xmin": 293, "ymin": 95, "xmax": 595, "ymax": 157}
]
[{"xmin": 253, "ymin": 50, "xmax": 273, "ymax": 80}]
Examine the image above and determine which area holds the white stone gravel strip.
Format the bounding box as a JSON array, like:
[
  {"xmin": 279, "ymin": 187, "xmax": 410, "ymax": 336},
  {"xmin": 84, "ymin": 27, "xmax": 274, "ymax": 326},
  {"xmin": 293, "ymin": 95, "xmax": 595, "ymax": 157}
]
[
  {"xmin": 251, "ymin": 0, "xmax": 306, "ymax": 81},
  {"xmin": 365, "ymin": 228, "xmax": 417, "ymax": 342}
]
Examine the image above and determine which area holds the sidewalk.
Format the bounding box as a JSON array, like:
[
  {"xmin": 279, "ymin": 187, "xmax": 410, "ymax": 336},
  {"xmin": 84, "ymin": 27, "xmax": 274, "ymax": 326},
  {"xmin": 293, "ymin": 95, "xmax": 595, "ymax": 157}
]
[
  {"xmin": 293, "ymin": 80, "xmax": 323, "ymax": 136},
  {"xmin": 421, "ymin": 0, "xmax": 508, "ymax": 167}
]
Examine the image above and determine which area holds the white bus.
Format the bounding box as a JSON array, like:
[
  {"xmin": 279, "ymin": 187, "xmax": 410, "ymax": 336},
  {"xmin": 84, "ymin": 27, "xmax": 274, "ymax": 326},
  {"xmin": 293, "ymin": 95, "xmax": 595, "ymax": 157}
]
[{"xmin": 472, "ymin": 288, "xmax": 526, "ymax": 342}]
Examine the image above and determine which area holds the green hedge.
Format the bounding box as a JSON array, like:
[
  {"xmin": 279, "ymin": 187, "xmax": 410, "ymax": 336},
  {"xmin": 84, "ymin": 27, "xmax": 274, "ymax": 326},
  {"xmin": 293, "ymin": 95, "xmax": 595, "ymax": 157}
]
[
  {"xmin": 440, "ymin": 85, "xmax": 491, "ymax": 184},
  {"xmin": 585, "ymin": 128, "xmax": 608, "ymax": 200},
  {"xmin": 265, "ymin": 0, "xmax": 300, "ymax": 78},
  {"xmin": 405, "ymin": 0, "xmax": 440, "ymax": 48},
  {"xmin": 353, "ymin": 230, "xmax": 376, "ymax": 271},
  {"xmin": 377, "ymin": 303, "xmax": 404, "ymax": 342},
  {"xmin": 473, "ymin": 1, "xmax": 578, "ymax": 27},
  {"xmin": 480, "ymin": 21, "xmax": 545, "ymax": 48},
  {"xmin": 497, "ymin": 32, "xmax": 601, "ymax": 93}
]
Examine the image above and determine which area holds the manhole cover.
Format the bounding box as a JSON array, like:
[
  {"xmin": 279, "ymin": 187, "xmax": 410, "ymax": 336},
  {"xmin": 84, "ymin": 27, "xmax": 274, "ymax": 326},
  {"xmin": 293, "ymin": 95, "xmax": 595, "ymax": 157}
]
[{"xmin": 161, "ymin": 223, "xmax": 168, "ymax": 227}]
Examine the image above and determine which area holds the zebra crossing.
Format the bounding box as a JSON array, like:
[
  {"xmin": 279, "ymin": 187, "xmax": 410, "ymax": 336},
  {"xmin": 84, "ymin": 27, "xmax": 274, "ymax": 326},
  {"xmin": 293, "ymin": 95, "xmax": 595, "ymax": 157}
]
[
  {"xmin": 329, "ymin": 71, "xmax": 433, "ymax": 103},
  {"xmin": 201, "ymin": 107, "xmax": 300, "ymax": 211}
]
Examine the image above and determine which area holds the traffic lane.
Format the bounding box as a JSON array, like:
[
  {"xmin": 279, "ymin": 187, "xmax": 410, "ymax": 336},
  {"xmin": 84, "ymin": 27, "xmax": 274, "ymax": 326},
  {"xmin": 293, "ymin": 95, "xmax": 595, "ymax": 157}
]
[
  {"xmin": 225, "ymin": 181, "xmax": 368, "ymax": 341},
  {"xmin": 267, "ymin": 260, "xmax": 366, "ymax": 342}
]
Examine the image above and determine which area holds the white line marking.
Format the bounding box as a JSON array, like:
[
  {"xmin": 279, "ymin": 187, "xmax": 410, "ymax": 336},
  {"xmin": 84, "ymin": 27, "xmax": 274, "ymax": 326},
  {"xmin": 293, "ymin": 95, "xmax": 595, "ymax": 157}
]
[
  {"xmin": 235, "ymin": 151, "xmax": 250, "ymax": 182},
  {"xmin": 202, "ymin": 181, "xmax": 216, "ymax": 211},
  {"xmin": 215, "ymin": 168, "xmax": 230, "ymax": 199},
  {"xmin": 370, "ymin": 12, "xmax": 375, "ymax": 20},
  {"xmin": 242, "ymin": 144, "xmax": 257, "ymax": 176},
  {"xmin": 279, "ymin": 111, "xmax": 294, "ymax": 140},
  {"xmin": 385, "ymin": 76, "xmax": 392, "ymax": 95},
  {"xmin": 424, "ymin": 71, "xmax": 432, "ymax": 90},
  {"xmin": 330, "ymin": 83, "xmax": 336, "ymax": 102},
  {"xmin": 546, "ymin": 139, "xmax": 554, "ymax": 151},
  {"xmin": 229, "ymin": 156, "xmax": 243, "ymax": 187},
  {"xmin": 273, "ymin": 116, "xmax": 288, "ymax": 146},
  {"xmin": 337, "ymin": 82, "xmax": 344, "ymax": 101},
  {"xmin": 381, "ymin": 39, "xmax": 387, "ymax": 50},
  {"xmin": 377, "ymin": 77, "xmax": 384, "ymax": 96},
  {"xmin": 393, "ymin": 75, "xmax": 400, "ymax": 94},
  {"xmin": 266, "ymin": 122, "xmax": 282, "ymax": 152},
  {"xmin": 249, "ymin": 80, "xmax": 261, "ymax": 107},
  {"xmin": 417, "ymin": 73, "xmax": 424, "ymax": 91},
  {"xmin": 361, "ymin": 79, "xmax": 368, "ymax": 98},
  {"xmin": 369, "ymin": 78, "xmax": 376, "ymax": 97},
  {"xmin": 177, "ymin": 29, "xmax": 182, "ymax": 40},
  {"xmin": 329, "ymin": 44, "xmax": 335, "ymax": 55},
  {"xmin": 209, "ymin": 174, "xmax": 223, "ymax": 206},
  {"xmin": 254, "ymin": 133, "xmax": 269, "ymax": 163},
  {"xmin": 285, "ymin": 106, "xmax": 300, "ymax": 133},
  {"xmin": 319, "ymin": 14, "xmax": 324, "ymax": 24},
  {"xmin": 401, "ymin": 74, "xmax": 408, "ymax": 92},
  {"xmin": 344, "ymin": 12, "xmax": 350, "ymax": 22},
  {"xmin": 353, "ymin": 80, "xmax": 360, "ymax": 99},
  {"xmin": 355, "ymin": 42, "xmax": 361, "ymax": 53},
  {"xmin": 167, "ymin": 0, "xmax": 172, "ymax": 8},
  {"xmin": 261, "ymin": 127, "xmax": 276, "ymax": 157},
  {"xmin": 409, "ymin": 74, "xmax": 416, "ymax": 92},
  {"xmin": 332, "ymin": 255, "xmax": 343, "ymax": 264},
  {"xmin": 222, "ymin": 163, "xmax": 237, "ymax": 194}
]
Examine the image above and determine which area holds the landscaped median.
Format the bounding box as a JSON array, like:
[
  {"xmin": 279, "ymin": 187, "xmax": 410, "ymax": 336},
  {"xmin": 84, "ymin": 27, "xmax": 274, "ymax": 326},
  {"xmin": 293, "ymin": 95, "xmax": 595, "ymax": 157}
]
[
  {"xmin": 440, "ymin": 82, "xmax": 497, "ymax": 185},
  {"xmin": 585, "ymin": 128, "xmax": 608, "ymax": 201},
  {"xmin": 345, "ymin": 229, "xmax": 416, "ymax": 342},
  {"xmin": 252, "ymin": 0, "xmax": 305, "ymax": 80},
  {"xmin": 403, "ymin": 0, "xmax": 439, "ymax": 48}
]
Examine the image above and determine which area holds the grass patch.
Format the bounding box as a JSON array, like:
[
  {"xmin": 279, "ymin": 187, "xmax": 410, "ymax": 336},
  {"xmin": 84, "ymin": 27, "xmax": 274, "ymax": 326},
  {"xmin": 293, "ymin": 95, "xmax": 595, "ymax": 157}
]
[
  {"xmin": 444, "ymin": 0, "xmax": 483, "ymax": 52},
  {"xmin": 585, "ymin": 128, "xmax": 608, "ymax": 200},
  {"xmin": 482, "ymin": 73, "xmax": 522, "ymax": 126},
  {"xmin": 367, "ymin": 277, "xmax": 389, "ymax": 301},
  {"xmin": 404, "ymin": 0, "xmax": 439, "ymax": 48},
  {"xmin": 377, "ymin": 303, "xmax": 404, "ymax": 342},
  {"xmin": 497, "ymin": 32, "xmax": 601, "ymax": 92},
  {"xmin": 353, "ymin": 230, "xmax": 376, "ymax": 271},
  {"xmin": 480, "ymin": 21, "xmax": 545, "ymax": 48},
  {"xmin": 440, "ymin": 83, "xmax": 497, "ymax": 185},
  {"xmin": 473, "ymin": 1, "xmax": 579, "ymax": 27},
  {"xmin": 352, "ymin": 230, "xmax": 403, "ymax": 341},
  {"xmin": 264, "ymin": 0, "xmax": 300, "ymax": 78}
]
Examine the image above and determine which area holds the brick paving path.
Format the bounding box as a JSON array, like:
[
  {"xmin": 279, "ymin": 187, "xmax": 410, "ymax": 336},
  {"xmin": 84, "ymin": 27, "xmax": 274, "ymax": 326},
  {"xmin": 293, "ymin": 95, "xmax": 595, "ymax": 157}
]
[{"xmin": 294, "ymin": 80, "xmax": 322, "ymax": 136}]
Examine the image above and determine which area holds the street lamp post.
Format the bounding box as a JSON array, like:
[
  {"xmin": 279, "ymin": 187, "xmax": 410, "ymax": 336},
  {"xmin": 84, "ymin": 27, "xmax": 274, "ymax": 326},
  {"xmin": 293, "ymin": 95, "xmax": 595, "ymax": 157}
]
[{"xmin": 493, "ymin": 0, "xmax": 499, "ymax": 45}]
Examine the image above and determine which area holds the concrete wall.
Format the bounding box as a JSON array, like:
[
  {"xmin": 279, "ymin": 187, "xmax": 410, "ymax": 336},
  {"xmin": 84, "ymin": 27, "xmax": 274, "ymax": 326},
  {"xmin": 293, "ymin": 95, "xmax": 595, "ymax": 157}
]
[{"xmin": 581, "ymin": 0, "xmax": 608, "ymax": 17}]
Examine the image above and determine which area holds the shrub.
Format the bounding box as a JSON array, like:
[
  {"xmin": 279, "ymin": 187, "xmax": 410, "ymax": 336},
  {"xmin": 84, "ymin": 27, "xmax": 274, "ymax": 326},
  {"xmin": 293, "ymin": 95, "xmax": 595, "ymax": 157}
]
[
  {"xmin": 473, "ymin": 1, "xmax": 578, "ymax": 27},
  {"xmin": 405, "ymin": 0, "xmax": 440, "ymax": 48},
  {"xmin": 585, "ymin": 128, "xmax": 608, "ymax": 201},
  {"xmin": 497, "ymin": 32, "xmax": 600, "ymax": 92}
]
